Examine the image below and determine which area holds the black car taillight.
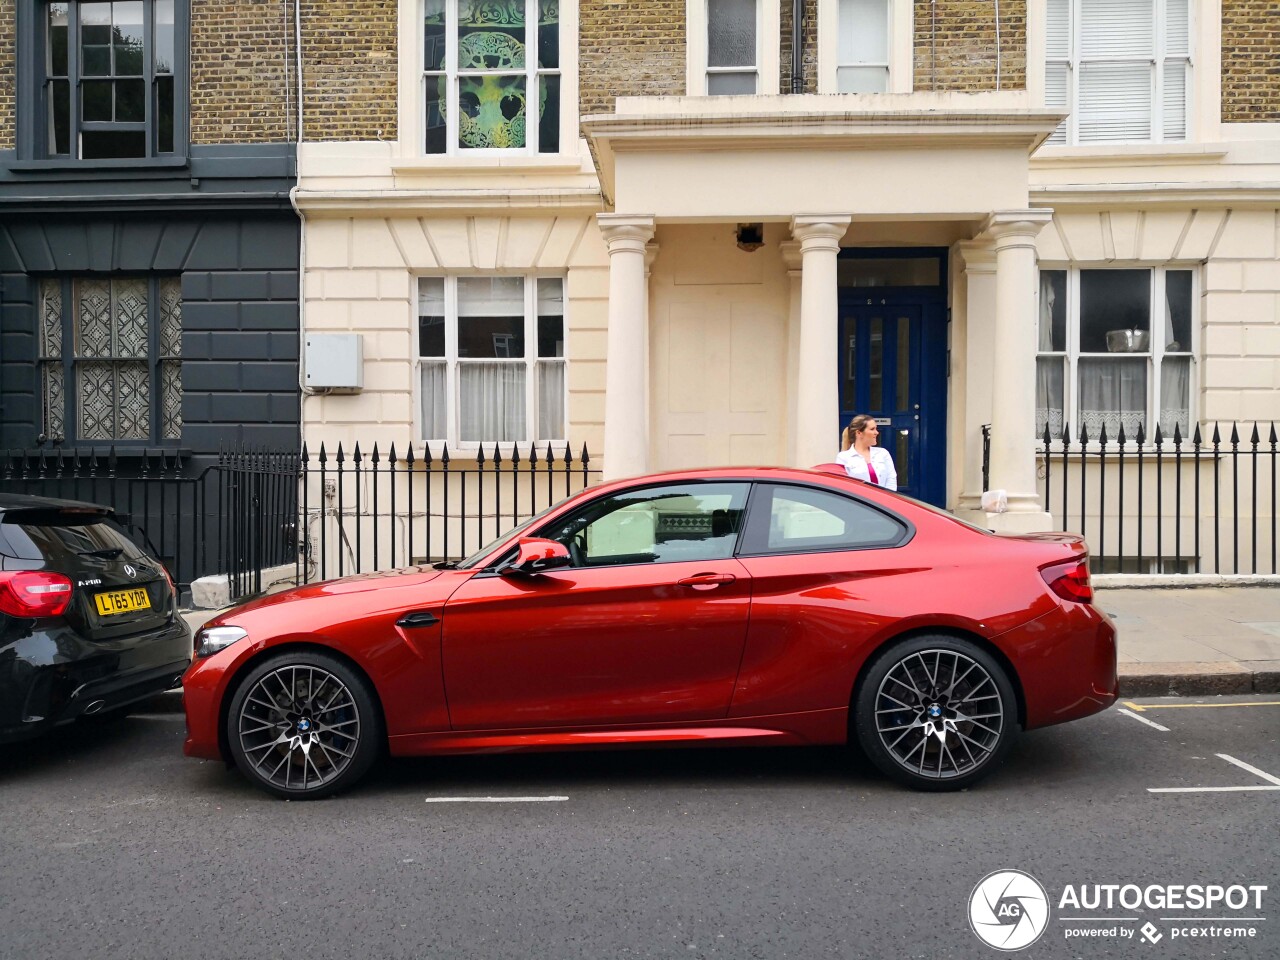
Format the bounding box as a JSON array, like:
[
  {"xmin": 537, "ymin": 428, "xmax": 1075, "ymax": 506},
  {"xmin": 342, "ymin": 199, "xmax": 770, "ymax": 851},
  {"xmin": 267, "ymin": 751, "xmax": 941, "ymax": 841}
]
[
  {"xmin": 1040, "ymin": 558, "xmax": 1092, "ymax": 604},
  {"xmin": 0, "ymin": 571, "xmax": 74, "ymax": 617}
]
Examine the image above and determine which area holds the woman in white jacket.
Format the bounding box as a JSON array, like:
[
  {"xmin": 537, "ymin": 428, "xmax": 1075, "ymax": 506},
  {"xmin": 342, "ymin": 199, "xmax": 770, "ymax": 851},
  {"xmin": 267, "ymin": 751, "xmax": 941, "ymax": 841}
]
[{"xmin": 835, "ymin": 414, "xmax": 898, "ymax": 491}]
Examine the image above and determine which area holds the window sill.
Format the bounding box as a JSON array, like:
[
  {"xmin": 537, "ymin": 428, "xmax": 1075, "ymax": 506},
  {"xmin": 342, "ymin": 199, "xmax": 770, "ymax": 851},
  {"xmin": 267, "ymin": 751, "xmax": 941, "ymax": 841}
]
[
  {"xmin": 1031, "ymin": 143, "xmax": 1228, "ymax": 168},
  {"xmin": 8, "ymin": 156, "xmax": 190, "ymax": 173},
  {"xmin": 391, "ymin": 155, "xmax": 587, "ymax": 177}
]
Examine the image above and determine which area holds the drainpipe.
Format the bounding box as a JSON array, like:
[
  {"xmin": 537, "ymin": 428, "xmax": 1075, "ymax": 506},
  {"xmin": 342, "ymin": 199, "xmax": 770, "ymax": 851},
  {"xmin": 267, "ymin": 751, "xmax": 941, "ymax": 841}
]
[{"xmin": 791, "ymin": 0, "xmax": 804, "ymax": 93}]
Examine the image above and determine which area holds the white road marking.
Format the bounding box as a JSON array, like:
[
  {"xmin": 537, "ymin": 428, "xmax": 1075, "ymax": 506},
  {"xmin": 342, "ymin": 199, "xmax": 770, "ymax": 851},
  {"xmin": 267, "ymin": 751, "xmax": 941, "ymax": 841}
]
[
  {"xmin": 1217, "ymin": 753, "xmax": 1280, "ymax": 786},
  {"xmin": 1117, "ymin": 708, "xmax": 1170, "ymax": 731},
  {"xmin": 423, "ymin": 796, "xmax": 569, "ymax": 803},
  {"xmin": 1149, "ymin": 786, "xmax": 1280, "ymax": 793}
]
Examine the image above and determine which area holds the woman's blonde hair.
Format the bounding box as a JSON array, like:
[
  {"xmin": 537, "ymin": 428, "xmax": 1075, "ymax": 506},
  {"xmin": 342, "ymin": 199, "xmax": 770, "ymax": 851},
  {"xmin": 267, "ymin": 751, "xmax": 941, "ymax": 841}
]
[{"xmin": 841, "ymin": 413, "xmax": 876, "ymax": 450}]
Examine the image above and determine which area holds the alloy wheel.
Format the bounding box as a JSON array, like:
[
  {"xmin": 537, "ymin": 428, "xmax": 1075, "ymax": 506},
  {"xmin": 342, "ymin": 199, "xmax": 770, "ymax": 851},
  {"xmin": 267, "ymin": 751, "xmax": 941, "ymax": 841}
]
[
  {"xmin": 236, "ymin": 664, "xmax": 362, "ymax": 793},
  {"xmin": 873, "ymin": 648, "xmax": 1005, "ymax": 781}
]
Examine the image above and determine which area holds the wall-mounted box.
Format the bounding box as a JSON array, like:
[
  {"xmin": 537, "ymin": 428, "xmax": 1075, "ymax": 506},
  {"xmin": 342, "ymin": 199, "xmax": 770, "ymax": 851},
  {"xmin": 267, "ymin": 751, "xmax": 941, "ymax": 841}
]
[{"xmin": 305, "ymin": 333, "xmax": 364, "ymax": 392}]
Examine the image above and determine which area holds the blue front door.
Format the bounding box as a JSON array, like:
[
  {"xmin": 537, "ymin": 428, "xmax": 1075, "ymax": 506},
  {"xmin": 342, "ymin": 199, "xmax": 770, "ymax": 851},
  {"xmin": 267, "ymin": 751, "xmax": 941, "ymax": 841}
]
[{"xmin": 838, "ymin": 292, "xmax": 947, "ymax": 506}]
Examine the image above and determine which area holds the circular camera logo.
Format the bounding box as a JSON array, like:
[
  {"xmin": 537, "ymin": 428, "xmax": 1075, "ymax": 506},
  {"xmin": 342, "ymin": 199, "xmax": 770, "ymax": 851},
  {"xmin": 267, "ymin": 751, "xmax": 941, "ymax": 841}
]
[{"xmin": 968, "ymin": 869, "xmax": 1050, "ymax": 951}]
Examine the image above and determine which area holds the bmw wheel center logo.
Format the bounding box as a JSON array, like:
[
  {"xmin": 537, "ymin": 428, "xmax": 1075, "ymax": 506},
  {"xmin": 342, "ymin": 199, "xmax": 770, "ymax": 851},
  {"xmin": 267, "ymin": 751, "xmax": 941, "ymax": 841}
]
[
  {"xmin": 297, "ymin": 719, "xmax": 311, "ymax": 732},
  {"xmin": 928, "ymin": 704, "xmax": 943, "ymax": 718},
  {"xmin": 969, "ymin": 869, "xmax": 1050, "ymax": 951}
]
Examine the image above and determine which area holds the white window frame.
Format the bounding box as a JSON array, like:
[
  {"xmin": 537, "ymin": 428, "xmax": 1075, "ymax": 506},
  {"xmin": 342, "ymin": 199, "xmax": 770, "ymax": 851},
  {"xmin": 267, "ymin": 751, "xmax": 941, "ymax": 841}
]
[
  {"xmin": 817, "ymin": 0, "xmax": 912, "ymax": 94},
  {"xmin": 415, "ymin": 274, "xmax": 568, "ymax": 451},
  {"xmin": 687, "ymin": 0, "xmax": 780, "ymax": 96},
  {"xmin": 1035, "ymin": 264, "xmax": 1200, "ymax": 447},
  {"xmin": 401, "ymin": 0, "xmax": 575, "ymax": 159},
  {"xmin": 1044, "ymin": 0, "xmax": 1194, "ymax": 146}
]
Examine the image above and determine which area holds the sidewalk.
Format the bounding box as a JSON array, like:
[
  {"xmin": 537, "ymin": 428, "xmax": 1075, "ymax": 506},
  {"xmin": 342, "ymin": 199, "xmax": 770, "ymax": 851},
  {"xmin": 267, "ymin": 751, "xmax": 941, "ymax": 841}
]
[
  {"xmin": 1097, "ymin": 585, "xmax": 1280, "ymax": 696},
  {"xmin": 144, "ymin": 585, "xmax": 1280, "ymax": 713}
]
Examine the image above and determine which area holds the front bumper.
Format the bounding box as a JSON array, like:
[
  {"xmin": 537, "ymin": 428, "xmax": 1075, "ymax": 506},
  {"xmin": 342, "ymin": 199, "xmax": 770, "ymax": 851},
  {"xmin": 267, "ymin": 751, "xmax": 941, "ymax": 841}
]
[{"xmin": 0, "ymin": 616, "xmax": 192, "ymax": 743}]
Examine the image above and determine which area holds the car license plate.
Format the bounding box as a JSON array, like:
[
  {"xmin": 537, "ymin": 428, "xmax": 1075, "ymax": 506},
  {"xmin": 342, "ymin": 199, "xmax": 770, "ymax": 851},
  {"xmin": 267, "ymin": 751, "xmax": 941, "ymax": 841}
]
[{"xmin": 94, "ymin": 587, "xmax": 152, "ymax": 616}]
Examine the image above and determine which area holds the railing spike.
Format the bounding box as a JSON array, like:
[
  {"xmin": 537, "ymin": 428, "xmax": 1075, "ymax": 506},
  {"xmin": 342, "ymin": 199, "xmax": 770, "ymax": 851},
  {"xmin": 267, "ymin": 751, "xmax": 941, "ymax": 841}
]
[
  {"xmin": 318, "ymin": 442, "xmax": 327, "ymax": 464},
  {"xmin": 1098, "ymin": 422, "xmax": 1108, "ymax": 446},
  {"xmin": 1041, "ymin": 423, "xmax": 1051, "ymax": 446},
  {"xmin": 1193, "ymin": 423, "xmax": 1202, "ymax": 445},
  {"xmin": 440, "ymin": 443, "xmax": 450, "ymax": 465},
  {"xmin": 1172, "ymin": 422, "xmax": 1181, "ymax": 446},
  {"xmin": 1117, "ymin": 422, "xmax": 1127, "ymax": 446},
  {"xmin": 336, "ymin": 443, "xmax": 346, "ymax": 464},
  {"xmin": 1153, "ymin": 423, "xmax": 1163, "ymax": 446},
  {"xmin": 1135, "ymin": 422, "xmax": 1146, "ymax": 446},
  {"xmin": 1230, "ymin": 423, "xmax": 1240, "ymax": 445},
  {"xmin": 353, "ymin": 442, "xmax": 362, "ymax": 463},
  {"xmin": 1079, "ymin": 422, "xmax": 1089, "ymax": 446},
  {"xmin": 406, "ymin": 443, "xmax": 416, "ymax": 466},
  {"xmin": 1250, "ymin": 422, "xmax": 1260, "ymax": 445},
  {"xmin": 1270, "ymin": 422, "xmax": 1278, "ymax": 445},
  {"xmin": 1211, "ymin": 422, "xmax": 1221, "ymax": 444},
  {"xmin": 476, "ymin": 443, "xmax": 487, "ymax": 466},
  {"xmin": 511, "ymin": 443, "xmax": 521, "ymax": 466},
  {"xmin": 581, "ymin": 442, "xmax": 590, "ymax": 465},
  {"xmin": 370, "ymin": 442, "xmax": 380, "ymax": 464}
]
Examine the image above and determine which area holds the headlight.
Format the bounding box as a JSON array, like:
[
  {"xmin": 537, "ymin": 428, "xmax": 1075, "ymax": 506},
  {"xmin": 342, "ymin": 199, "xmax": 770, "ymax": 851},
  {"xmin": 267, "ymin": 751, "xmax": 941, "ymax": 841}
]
[{"xmin": 195, "ymin": 625, "xmax": 248, "ymax": 658}]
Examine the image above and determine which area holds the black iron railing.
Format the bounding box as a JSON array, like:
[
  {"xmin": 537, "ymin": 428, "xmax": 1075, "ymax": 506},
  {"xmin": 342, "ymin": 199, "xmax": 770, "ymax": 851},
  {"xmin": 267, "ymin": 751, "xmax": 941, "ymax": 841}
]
[
  {"xmin": 980, "ymin": 422, "xmax": 1280, "ymax": 574},
  {"xmin": 297, "ymin": 442, "xmax": 601, "ymax": 584},
  {"xmin": 0, "ymin": 446, "xmax": 300, "ymax": 600}
]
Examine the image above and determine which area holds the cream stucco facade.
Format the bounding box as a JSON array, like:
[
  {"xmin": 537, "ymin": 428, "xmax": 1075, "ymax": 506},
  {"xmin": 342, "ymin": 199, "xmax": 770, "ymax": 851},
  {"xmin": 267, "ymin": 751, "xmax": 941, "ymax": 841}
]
[{"xmin": 295, "ymin": 0, "xmax": 1280, "ymax": 554}]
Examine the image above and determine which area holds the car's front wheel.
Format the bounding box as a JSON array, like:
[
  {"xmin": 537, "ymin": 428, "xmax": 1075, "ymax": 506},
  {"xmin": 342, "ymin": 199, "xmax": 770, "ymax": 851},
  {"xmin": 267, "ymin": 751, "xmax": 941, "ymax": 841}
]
[
  {"xmin": 226, "ymin": 650, "xmax": 382, "ymax": 800},
  {"xmin": 855, "ymin": 635, "xmax": 1018, "ymax": 791}
]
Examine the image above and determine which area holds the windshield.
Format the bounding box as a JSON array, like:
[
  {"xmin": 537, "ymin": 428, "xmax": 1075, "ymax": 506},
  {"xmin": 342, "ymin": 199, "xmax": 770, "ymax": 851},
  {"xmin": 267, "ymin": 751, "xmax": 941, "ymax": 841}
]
[{"xmin": 455, "ymin": 496, "xmax": 573, "ymax": 569}]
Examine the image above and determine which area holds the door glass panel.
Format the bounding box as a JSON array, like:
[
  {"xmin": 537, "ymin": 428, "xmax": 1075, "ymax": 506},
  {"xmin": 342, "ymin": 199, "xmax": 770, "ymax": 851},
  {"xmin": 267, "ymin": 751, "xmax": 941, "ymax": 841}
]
[
  {"xmin": 896, "ymin": 314, "xmax": 909, "ymax": 411},
  {"xmin": 842, "ymin": 320, "xmax": 857, "ymax": 409},
  {"xmin": 868, "ymin": 316, "xmax": 883, "ymax": 409},
  {"xmin": 838, "ymin": 258, "xmax": 940, "ymax": 287},
  {"xmin": 896, "ymin": 429, "xmax": 909, "ymax": 487}
]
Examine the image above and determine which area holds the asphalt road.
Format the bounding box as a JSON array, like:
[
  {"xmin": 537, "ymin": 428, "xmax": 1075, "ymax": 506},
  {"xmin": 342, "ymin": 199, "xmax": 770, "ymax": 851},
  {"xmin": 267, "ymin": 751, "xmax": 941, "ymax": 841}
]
[{"xmin": 1, "ymin": 697, "xmax": 1277, "ymax": 960}]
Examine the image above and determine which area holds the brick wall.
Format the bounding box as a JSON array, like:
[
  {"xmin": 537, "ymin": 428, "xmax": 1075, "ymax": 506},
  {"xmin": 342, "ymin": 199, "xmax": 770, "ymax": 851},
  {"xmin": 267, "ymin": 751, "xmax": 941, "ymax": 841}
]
[
  {"xmin": 580, "ymin": 0, "xmax": 685, "ymax": 117},
  {"xmin": 190, "ymin": 1, "xmax": 294, "ymax": 143},
  {"xmin": 0, "ymin": 1, "xmax": 13, "ymax": 151},
  {"xmin": 779, "ymin": 0, "xmax": 818, "ymax": 94},
  {"xmin": 300, "ymin": 0, "xmax": 398, "ymax": 141},
  {"xmin": 913, "ymin": 0, "xmax": 1026, "ymax": 91},
  {"xmin": 1222, "ymin": 0, "xmax": 1280, "ymax": 122}
]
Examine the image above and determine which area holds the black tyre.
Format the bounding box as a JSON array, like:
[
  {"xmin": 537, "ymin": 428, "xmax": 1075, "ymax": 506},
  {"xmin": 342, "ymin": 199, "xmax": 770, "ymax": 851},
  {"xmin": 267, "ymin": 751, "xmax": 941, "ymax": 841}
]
[
  {"xmin": 854, "ymin": 635, "xmax": 1018, "ymax": 791},
  {"xmin": 226, "ymin": 650, "xmax": 382, "ymax": 800}
]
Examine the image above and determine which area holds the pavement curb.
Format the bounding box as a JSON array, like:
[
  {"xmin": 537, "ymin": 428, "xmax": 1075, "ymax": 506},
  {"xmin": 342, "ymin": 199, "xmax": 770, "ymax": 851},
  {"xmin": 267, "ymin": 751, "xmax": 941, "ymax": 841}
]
[{"xmin": 1118, "ymin": 661, "xmax": 1280, "ymax": 697}]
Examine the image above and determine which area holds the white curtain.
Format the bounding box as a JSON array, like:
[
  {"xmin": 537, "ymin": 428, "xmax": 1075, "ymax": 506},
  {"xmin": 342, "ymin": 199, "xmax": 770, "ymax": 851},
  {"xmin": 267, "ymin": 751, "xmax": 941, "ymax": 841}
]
[
  {"xmin": 1160, "ymin": 357, "xmax": 1191, "ymax": 437},
  {"xmin": 1035, "ymin": 274, "xmax": 1064, "ymax": 438},
  {"xmin": 1079, "ymin": 358, "xmax": 1146, "ymax": 440},
  {"xmin": 537, "ymin": 359, "xmax": 565, "ymax": 440},
  {"xmin": 420, "ymin": 362, "xmax": 448, "ymax": 439},
  {"xmin": 459, "ymin": 362, "xmax": 525, "ymax": 442}
]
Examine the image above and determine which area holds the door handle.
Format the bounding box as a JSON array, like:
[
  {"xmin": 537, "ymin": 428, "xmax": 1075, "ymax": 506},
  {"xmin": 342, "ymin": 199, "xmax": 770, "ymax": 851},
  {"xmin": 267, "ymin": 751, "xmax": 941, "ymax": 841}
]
[
  {"xmin": 677, "ymin": 573, "xmax": 736, "ymax": 591},
  {"xmin": 396, "ymin": 610, "xmax": 440, "ymax": 628}
]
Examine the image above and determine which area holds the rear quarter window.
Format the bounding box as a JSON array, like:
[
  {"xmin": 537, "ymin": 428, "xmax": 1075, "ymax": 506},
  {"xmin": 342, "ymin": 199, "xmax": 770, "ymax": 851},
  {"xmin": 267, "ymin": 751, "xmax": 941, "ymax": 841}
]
[{"xmin": 741, "ymin": 483, "xmax": 909, "ymax": 555}]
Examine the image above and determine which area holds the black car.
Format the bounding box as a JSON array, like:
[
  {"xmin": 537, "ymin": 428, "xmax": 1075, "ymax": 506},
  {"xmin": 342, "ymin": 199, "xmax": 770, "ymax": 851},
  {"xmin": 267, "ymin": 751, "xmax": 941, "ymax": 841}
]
[{"xmin": 0, "ymin": 493, "xmax": 191, "ymax": 743}]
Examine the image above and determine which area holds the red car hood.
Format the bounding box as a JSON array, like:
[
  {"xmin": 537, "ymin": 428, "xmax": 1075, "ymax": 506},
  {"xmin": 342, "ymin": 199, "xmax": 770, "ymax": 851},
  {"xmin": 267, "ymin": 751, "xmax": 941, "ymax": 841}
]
[{"xmin": 203, "ymin": 567, "xmax": 446, "ymax": 627}]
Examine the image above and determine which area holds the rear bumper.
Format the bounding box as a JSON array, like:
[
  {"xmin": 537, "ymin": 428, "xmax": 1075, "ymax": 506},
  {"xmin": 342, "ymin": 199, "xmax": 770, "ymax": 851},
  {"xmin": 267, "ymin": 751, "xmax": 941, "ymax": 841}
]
[
  {"xmin": 1001, "ymin": 601, "xmax": 1119, "ymax": 730},
  {"xmin": 0, "ymin": 616, "xmax": 191, "ymax": 743}
]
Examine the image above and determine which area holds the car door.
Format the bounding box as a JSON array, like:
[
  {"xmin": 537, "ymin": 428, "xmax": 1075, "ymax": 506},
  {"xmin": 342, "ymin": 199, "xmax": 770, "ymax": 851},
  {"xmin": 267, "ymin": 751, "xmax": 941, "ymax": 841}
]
[
  {"xmin": 440, "ymin": 481, "xmax": 753, "ymax": 729},
  {"xmin": 729, "ymin": 482, "xmax": 912, "ymax": 719}
]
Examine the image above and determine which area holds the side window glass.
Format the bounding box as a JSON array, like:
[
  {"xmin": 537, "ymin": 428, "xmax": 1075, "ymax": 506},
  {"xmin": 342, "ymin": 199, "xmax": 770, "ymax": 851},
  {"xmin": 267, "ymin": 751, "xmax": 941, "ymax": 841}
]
[
  {"xmin": 542, "ymin": 482, "xmax": 749, "ymax": 566},
  {"xmin": 746, "ymin": 484, "xmax": 905, "ymax": 554}
]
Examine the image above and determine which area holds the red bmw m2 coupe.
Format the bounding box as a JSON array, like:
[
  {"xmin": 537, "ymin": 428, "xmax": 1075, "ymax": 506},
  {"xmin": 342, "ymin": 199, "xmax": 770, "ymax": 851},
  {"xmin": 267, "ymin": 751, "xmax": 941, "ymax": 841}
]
[{"xmin": 182, "ymin": 466, "xmax": 1116, "ymax": 799}]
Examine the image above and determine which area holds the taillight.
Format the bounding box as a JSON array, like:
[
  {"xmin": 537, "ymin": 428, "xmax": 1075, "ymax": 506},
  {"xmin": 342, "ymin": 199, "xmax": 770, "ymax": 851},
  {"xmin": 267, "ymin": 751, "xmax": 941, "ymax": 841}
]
[
  {"xmin": 160, "ymin": 564, "xmax": 177, "ymax": 601},
  {"xmin": 0, "ymin": 571, "xmax": 74, "ymax": 617},
  {"xmin": 1041, "ymin": 558, "xmax": 1092, "ymax": 604}
]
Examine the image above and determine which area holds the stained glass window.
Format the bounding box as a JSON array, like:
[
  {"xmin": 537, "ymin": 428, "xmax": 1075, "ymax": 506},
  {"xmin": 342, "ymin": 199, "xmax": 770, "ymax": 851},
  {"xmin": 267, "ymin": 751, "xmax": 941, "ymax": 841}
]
[
  {"xmin": 423, "ymin": 0, "xmax": 560, "ymax": 154},
  {"xmin": 39, "ymin": 276, "xmax": 182, "ymax": 443}
]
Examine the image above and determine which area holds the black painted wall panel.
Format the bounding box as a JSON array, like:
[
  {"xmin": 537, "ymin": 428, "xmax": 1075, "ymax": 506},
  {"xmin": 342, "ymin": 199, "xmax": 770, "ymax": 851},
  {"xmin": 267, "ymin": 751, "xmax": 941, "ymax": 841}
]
[{"xmin": 0, "ymin": 215, "xmax": 300, "ymax": 453}]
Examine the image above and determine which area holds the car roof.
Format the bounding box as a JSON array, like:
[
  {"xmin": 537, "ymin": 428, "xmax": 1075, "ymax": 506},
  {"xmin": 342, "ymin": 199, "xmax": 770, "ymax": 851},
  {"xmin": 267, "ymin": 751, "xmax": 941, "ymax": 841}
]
[{"xmin": 0, "ymin": 492, "xmax": 113, "ymax": 517}]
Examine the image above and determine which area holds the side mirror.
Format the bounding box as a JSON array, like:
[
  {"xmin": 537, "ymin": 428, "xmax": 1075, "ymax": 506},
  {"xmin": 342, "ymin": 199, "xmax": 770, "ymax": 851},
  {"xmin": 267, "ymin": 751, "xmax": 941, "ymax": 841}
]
[{"xmin": 504, "ymin": 537, "xmax": 572, "ymax": 576}]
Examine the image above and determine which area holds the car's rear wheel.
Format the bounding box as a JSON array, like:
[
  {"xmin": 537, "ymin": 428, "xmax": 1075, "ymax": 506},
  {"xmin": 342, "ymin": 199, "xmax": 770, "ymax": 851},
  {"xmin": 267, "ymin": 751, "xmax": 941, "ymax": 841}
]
[
  {"xmin": 855, "ymin": 636, "xmax": 1018, "ymax": 791},
  {"xmin": 226, "ymin": 650, "xmax": 381, "ymax": 800}
]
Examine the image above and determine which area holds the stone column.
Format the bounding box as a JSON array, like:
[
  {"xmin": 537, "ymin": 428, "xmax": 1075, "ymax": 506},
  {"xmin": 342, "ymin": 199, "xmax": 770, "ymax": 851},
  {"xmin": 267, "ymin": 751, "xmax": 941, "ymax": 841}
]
[
  {"xmin": 779, "ymin": 240, "xmax": 803, "ymax": 466},
  {"xmin": 984, "ymin": 210, "xmax": 1054, "ymax": 532},
  {"xmin": 952, "ymin": 240, "xmax": 997, "ymax": 521},
  {"xmin": 791, "ymin": 215, "xmax": 851, "ymax": 468},
  {"xmin": 598, "ymin": 213, "xmax": 656, "ymax": 481}
]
